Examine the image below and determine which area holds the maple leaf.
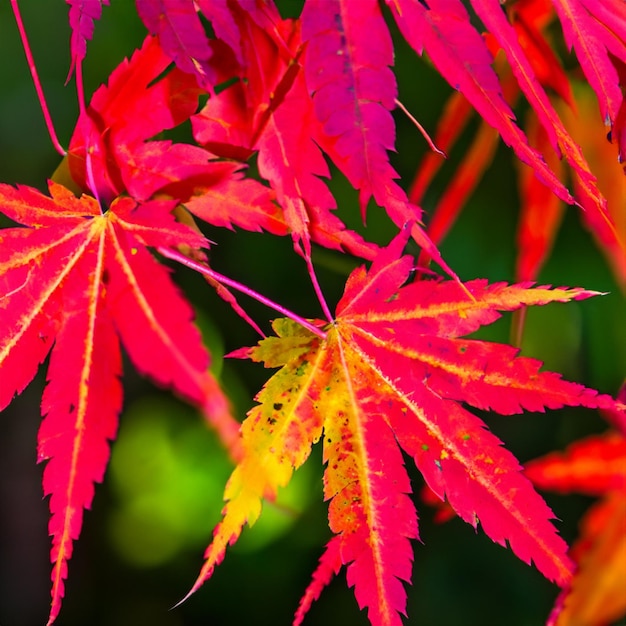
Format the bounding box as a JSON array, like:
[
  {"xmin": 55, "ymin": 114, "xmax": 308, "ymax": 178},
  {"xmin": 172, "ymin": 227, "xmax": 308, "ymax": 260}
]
[
  {"xmin": 516, "ymin": 83, "xmax": 626, "ymax": 288},
  {"xmin": 189, "ymin": 4, "xmax": 380, "ymax": 262},
  {"xmin": 66, "ymin": 0, "xmax": 110, "ymax": 78},
  {"xmin": 66, "ymin": 34, "xmax": 287, "ymax": 240},
  {"xmin": 135, "ymin": 0, "xmax": 215, "ymax": 89},
  {"xmin": 139, "ymin": 0, "xmax": 448, "ymax": 274},
  {"xmin": 0, "ymin": 181, "xmax": 240, "ymax": 625},
  {"xmin": 525, "ymin": 428, "xmax": 626, "ymax": 626},
  {"xmin": 392, "ymin": 0, "xmax": 625, "ymax": 278},
  {"xmin": 388, "ymin": 0, "xmax": 573, "ymax": 206},
  {"xmin": 180, "ymin": 229, "xmax": 619, "ymax": 625},
  {"xmin": 550, "ymin": 0, "xmax": 626, "ymax": 133}
]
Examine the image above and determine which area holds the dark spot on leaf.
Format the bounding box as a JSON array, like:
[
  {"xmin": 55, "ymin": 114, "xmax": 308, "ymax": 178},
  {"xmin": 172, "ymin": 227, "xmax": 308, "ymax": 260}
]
[
  {"xmin": 273, "ymin": 402, "xmax": 283, "ymax": 411},
  {"xmin": 102, "ymin": 269, "xmax": 110, "ymax": 285},
  {"xmin": 68, "ymin": 403, "xmax": 75, "ymax": 414},
  {"xmin": 459, "ymin": 345, "xmax": 467, "ymax": 354},
  {"xmin": 421, "ymin": 444, "xmax": 429, "ymax": 451},
  {"xmin": 267, "ymin": 417, "xmax": 277, "ymax": 425},
  {"xmin": 81, "ymin": 214, "xmax": 94, "ymax": 220}
]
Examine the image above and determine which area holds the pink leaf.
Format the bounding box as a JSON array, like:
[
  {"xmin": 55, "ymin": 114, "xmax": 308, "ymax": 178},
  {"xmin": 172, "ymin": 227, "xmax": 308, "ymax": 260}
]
[
  {"xmin": 135, "ymin": 0, "xmax": 215, "ymax": 88},
  {"xmin": 66, "ymin": 0, "xmax": 109, "ymax": 77}
]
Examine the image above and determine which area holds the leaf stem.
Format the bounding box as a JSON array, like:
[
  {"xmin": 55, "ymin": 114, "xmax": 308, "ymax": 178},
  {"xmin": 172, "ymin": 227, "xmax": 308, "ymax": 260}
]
[
  {"xmin": 306, "ymin": 252, "xmax": 334, "ymax": 323},
  {"xmin": 74, "ymin": 61, "xmax": 103, "ymax": 207},
  {"xmin": 11, "ymin": 0, "xmax": 66, "ymax": 157},
  {"xmin": 395, "ymin": 98, "xmax": 445, "ymax": 158},
  {"xmin": 157, "ymin": 246, "xmax": 328, "ymax": 340}
]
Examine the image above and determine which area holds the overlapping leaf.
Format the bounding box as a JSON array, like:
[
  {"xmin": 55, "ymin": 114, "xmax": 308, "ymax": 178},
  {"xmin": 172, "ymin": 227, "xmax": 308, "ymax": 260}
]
[
  {"xmin": 387, "ymin": 0, "xmax": 573, "ymax": 205},
  {"xmin": 135, "ymin": 0, "xmax": 215, "ymax": 89},
  {"xmin": 391, "ymin": 0, "xmax": 624, "ymax": 279},
  {"xmin": 65, "ymin": 34, "xmax": 288, "ymax": 238},
  {"xmin": 0, "ymin": 181, "xmax": 239, "ymax": 624},
  {"xmin": 190, "ymin": 4, "xmax": 379, "ymax": 261},
  {"xmin": 181, "ymin": 230, "xmax": 619, "ymax": 625},
  {"xmin": 526, "ymin": 428, "xmax": 626, "ymax": 626},
  {"xmin": 66, "ymin": 0, "xmax": 110, "ymax": 77},
  {"xmin": 4, "ymin": 1, "xmax": 625, "ymax": 624},
  {"xmin": 132, "ymin": 0, "xmax": 625, "ymax": 275}
]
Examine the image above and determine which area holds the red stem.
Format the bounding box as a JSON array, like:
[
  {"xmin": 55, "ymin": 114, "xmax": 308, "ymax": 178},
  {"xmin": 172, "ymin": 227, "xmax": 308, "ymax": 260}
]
[
  {"xmin": 11, "ymin": 0, "xmax": 66, "ymax": 157},
  {"xmin": 75, "ymin": 61, "xmax": 102, "ymax": 206},
  {"xmin": 395, "ymin": 98, "xmax": 445, "ymax": 158},
  {"xmin": 158, "ymin": 246, "xmax": 329, "ymax": 340}
]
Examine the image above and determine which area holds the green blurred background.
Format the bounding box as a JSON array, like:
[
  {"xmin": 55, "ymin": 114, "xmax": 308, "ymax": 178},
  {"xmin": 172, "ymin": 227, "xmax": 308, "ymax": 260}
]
[{"xmin": 0, "ymin": 2, "xmax": 624, "ymax": 625}]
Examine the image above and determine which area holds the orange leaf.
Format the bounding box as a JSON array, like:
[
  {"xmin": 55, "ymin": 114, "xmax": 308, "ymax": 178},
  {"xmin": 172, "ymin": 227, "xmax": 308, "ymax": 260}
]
[{"xmin": 526, "ymin": 430, "xmax": 626, "ymax": 626}]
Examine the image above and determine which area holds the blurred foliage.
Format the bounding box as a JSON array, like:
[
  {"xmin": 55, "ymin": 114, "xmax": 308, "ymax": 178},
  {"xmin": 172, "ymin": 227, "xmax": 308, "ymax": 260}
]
[{"xmin": 0, "ymin": 2, "xmax": 624, "ymax": 626}]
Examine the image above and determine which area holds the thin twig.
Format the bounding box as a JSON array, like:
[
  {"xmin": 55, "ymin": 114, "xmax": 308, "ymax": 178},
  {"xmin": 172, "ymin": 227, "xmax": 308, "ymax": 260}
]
[
  {"xmin": 11, "ymin": 0, "xmax": 66, "ymax": 157},
  {"xmin": 75, "ymin": 61, "xmax": 103, "ymax": 207},
  {"xmin": 157, "ymin": 246, "xmax": 328, "ymax": 340},
  {"xmin": 395, "ymin": 98, "xmax": 446, "ymax": 158}
]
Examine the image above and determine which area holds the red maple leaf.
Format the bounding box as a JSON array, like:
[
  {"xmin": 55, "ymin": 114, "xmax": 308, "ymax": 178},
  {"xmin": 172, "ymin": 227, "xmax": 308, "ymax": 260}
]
[
  {"xmin": 66, "ymin": 34, "xmax": 287, "ymax": 238},
  {"xmin": 399, "ymin": 0, "xmax": 626, "ymax": 286},
  {"xmin": 0, "ymin": 181, "xmax": 240, "ymax": 625},
  {"xmin": 525, "ymin": 388, "xmax": 626, "ymax": 626},
  {"xmin": 66, "ymin": 0, "xmax": 110, "ymax": 78},
  {"xmin": 4, "ymin": 2, "xmax": 624, "ymax": 624},
  {"xmin": 178, "ymin": 229, "xmax": 619, "ymax": 626}
]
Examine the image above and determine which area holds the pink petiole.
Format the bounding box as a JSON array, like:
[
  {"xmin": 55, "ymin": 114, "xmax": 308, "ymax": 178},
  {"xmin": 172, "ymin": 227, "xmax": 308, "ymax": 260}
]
[
  {"xmin": 158, "ymin": 246, "xmax": 329, "ymax": 341},
  {"xmin": 11, "ymin": 0, "xmax": 66, "ymax": 157}
]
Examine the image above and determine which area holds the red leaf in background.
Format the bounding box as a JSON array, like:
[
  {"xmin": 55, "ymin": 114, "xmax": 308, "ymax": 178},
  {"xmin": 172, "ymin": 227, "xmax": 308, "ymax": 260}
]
[
  {"xmin": 526, "ymin": 432, "xmax": 626, "ymax": 496},
  {"xmin": 0, "ymin": 182, "xmax": 241, "ymax": 624},
  {"xmin": 526, "ymin": 429, "xmax": 626, "ymax": 626},
  {"xmin": 191, "ymin": 5, "xmax": 379, "ymax": 261},
  {"xmin": 472, "ymin": 0, "xmax": 621, "ymax": 265},
  {"xmin": 301, "ymin": 0, "xmax": 456, "ymax": 278},
  {"xmin": 515, "ymin": 110, "xmax": 566, "ymax": 283},
  {"xmin": 392, "ymin": 0, "xmax": 625, "ymax": 280},
  {"xmin": 401, "ymin": 0, "xmax": 625, "ymax": 291},
  {"xmin": 550, "ymin": 0, "xmax": 626, "ymax": 130},
  {"xmin": 388, "ymin": 0, "xmax": 573, "ymax": 206},
  {"xmin": 66, "ymin": 0, "xmax": 109, "ymax": 78},
  {"xmin": 135, "ymin": 0, "xmax": 216, "ymax": 89}
]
